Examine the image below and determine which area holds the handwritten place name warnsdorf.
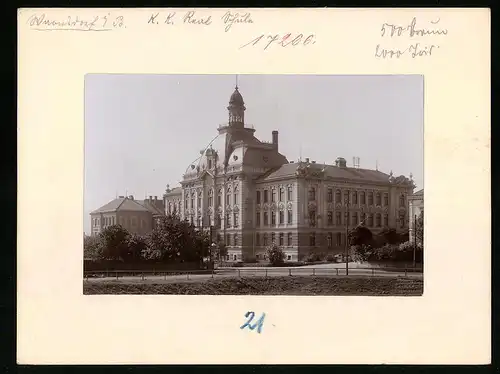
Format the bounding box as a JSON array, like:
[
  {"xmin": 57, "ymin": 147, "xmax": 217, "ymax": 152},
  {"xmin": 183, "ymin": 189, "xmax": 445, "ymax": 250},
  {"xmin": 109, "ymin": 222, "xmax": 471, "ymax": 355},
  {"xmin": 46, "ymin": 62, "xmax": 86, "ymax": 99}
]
[
  {"xmin": 26, "ymin": 13, "xmax": 126, "ymax": 31},
  {"xmin": 375, "ymin": 17, "xmax": 448, "ymax": 59}
]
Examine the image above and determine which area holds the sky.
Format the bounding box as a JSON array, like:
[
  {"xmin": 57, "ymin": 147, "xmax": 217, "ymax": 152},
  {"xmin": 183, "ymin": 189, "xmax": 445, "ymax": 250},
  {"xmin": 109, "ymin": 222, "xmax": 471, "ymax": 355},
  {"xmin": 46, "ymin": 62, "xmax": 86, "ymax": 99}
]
[{"xmin": 84, "ymin": 74, "xmax": 423, "ymax": 234}]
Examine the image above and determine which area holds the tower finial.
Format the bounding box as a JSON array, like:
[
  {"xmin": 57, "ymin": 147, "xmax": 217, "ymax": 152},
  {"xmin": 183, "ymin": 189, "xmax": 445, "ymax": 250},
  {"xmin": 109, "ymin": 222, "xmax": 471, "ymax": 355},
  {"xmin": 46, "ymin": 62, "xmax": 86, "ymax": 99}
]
[{"xmin": 235, "ymin": 74, "xmax": 238, "ymax": 89}]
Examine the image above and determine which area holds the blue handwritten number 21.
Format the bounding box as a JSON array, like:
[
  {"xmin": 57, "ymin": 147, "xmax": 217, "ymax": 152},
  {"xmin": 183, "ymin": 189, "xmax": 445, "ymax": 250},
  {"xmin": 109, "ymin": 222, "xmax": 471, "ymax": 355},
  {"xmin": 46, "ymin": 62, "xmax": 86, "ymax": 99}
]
[{"xmin": 240, "ymin": 311, "xmax": 266, "ymax": 334}]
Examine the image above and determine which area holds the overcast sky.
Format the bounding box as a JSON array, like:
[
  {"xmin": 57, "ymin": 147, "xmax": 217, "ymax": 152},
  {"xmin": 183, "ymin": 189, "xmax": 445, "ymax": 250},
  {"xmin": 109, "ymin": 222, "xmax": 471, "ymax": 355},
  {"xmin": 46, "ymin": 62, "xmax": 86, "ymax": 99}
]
[{"xmin": 84, "ymin": 74, "xmax": 423, "ymax": 234}]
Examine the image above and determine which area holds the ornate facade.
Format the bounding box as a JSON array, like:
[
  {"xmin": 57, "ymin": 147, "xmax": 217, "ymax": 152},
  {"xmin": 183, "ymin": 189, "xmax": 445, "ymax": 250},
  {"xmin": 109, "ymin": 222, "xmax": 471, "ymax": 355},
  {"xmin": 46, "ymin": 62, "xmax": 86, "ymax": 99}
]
[{"xmin": 164, "ymin": 86, "xmax": 415, "ymax": 262}]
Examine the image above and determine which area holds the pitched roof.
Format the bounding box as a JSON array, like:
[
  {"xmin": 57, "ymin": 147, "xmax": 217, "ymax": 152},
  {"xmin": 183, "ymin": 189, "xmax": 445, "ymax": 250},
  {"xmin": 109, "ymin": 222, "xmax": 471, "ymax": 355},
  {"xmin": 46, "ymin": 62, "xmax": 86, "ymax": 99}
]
[
  {"xmin": 258, "ymin": 162, "xmax": 391, "ymax": 183},
  {"xmin": 91, "ymin": 197, "xmax": 150, "ymax": 214},
  {"xmin": 413, "ymin": 189, "xmax": 424, "ymax": 196},
  {"xmin": 137, "ymin": 200, "xmax": 164, "ymax": 216}
]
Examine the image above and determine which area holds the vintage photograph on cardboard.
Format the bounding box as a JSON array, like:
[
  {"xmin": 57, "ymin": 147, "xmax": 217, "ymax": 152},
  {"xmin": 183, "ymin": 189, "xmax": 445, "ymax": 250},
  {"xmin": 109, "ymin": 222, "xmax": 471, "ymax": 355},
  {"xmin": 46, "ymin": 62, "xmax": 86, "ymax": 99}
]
[{"xmin": 83, "ymin": 74, "xmax": 424, "ymax": 296}]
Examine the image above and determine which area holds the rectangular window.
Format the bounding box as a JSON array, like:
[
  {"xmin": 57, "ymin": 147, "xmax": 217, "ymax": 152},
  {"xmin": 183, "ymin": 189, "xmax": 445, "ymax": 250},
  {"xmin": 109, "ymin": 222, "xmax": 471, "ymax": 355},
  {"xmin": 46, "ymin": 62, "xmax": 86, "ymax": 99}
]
[
  {"xmin": 271, "ymin": 232, "xmax": 276, "ymax": 244},
  {"xmin": 309, "ymin": 210, "xmax": 316, "ymax": 227},
  {"xmin": 256, "ymin": 233, "xmax": 260, "ymax": 246},
  {"xmin": 279, "ymin": 188, "xmax": 284, "ymax": 202},
  {"xmin": 279, "ymin": 233, "xmax": 284, "ymax": 246},
  {"xmin": 345, "ymin": 212, "xmax": 349, "ymax": 225},
  {"xmin": 361, "ymin": 213, "xmax": 366, "ymax": 224},
  {"xmin": 353, "ymin": 192, "xmax": 358, "ymax": 204},
  {"xmin": 279, "ymin": 210, "xmax": 284, "ymax": 224},
  {"xmin": 383, "ymin": 214, "xmax": 389, "ymax": 226},
  {"xmin": 376, "ymin": 214, "xmax": 381, "ymax": 227},
  {"xmin": 336, "ymin": 212, "xmax": 341, "ymax": 226},
  {"xmin": 233, "ymin": 213, "xmax": 238, "ymax": 227},
  {"xmin": 310, "ymin": 233, "xmax": 316, "ymax": 246},
  {"xmin": 256, "ymin": 212, "xmax": 261, "ymax": 226},
  {"xmin": 360, "ymin": 192, "xmax": 366, "ymax": 205},
  {"xmin": 375, "ymin": 193, "xmax": 381, "ymax": 206},
  {"xmin": 234, "ymin": 234, "xmax": 238, "ymax": 246},
  {"xmin": 264, "ymin": 190, "xmax": 269, "ymax": 203},
  {"xmin": 271, "ymin": 212, "xmax": 276, "ymax": 225},
  {"xmin": 226, "ymin": 234, "xmax": 230, "ymax": 245},
  {"xmin": 336, "ymin": 233, "xmax": 342, "ymax": 246},
  {"xmin": 287, "ymin": 210, "xmax": 292, "ymax": 224},
  {"xmin": 256, "ymin": 191, "xmax": 261, "ymax": 204},
  {"xmin": 263, "ymin": 234, "xmax": 268, "ymax": 246},
  {"xmin": 352, "ymin": 214, "xmax": 358, "ymax": 226},
  {"xmin": 327, "ymin": 211, "xmax": 333, "ymax": 225},
  {"xmin": 185, "ymin": 200, "xmax": 188, "ymax": 209},
  {"xmin": 368, "ymin": 214, "xmax": 374, "ymax": 227},
  {"xmin": 217, "ymin": 194, "xmax": 221, "ymax": 207},
  {"xmin": 233, "ymin": 193, "xmax": 238, "ymax": 205},
  {"xmin": 287, "ymin": 186, "xmax": 293, "ymax": 201},
  {"xmin": 226, "ymin": 214, "xmax": 231, "ymax": 228},
  {"xmin": 327, "ymin": 188, "xmax": 333, "ymax": 202},
  {"xmin": 383, "ymin": 193, "xmax": 389, "ymax": 206},
  {"xmin": 287, "ymin": 233, "xmax": 292, "ymax": 246},
  {"xmin": 226, "ymin": 194, "xmax": 230, "ymax": 205},
  {"xmin": 327, "ymin": 233, "xmax": 332, "ymax": 248},
  {"xmin": 368, "ymin": 192, "xmax": 374, "ymax": 206},
  {"xmin": 271, "ymin": 189, "xmax": 276, "ymax": 203},
  {"xmin": 264, "ymin": 212, "xmax": 269, "ymax": 226},
  {"xmin": 197, "ymin": 195, "xmax": 201, "ymax": 208}
]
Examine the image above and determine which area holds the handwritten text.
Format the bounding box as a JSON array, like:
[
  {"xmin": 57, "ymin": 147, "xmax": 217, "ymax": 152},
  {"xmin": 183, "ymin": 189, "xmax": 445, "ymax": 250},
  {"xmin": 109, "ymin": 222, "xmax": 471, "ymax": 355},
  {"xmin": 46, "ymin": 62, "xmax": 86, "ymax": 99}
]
[
  {"xmin": 26, "ymin": 13, "xmax": 125, "ymax": 31},
  {"xmin": 221, "ymin": 11, "xmax": 253, "ymax": 32},
  {"xmin": 240, "ymin": 311, "xmax": 266, "ymax": 334},
  {"xmin": 376, "ymin": 17, "xmax": 447, "ymax": 59},
  {"xmin": 240, "ymin": 33, "xmax": 316, "ymax": 50}
]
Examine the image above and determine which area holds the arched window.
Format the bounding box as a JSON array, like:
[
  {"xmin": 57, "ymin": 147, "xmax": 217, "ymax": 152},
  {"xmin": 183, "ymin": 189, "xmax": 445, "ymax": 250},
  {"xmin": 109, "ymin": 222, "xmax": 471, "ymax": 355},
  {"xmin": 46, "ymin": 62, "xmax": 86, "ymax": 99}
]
[
  {"xmin": 279, "ymin": 187, "xmax": 285, "ymax": 202},
  {"xmin": 217, "ymin": 189, "xmax": 222, "ymax": 206},
  {"xmin": 399, "ymin": 194, "xmax": 405, "ymax": 207},
  {"xmin": 271, "ymin": 188, "xmax": 277, "ymax": 203},
  {"xmin": 308, "ymin": 187, "xmax": 316, "ymax": 201},
  {"xmin": 376, "ymin": 213, "xmax": 381, "ymax": 227},
  {"xmin": 287, "ymin": 186, "xmax": 293, "ymax": 201},
  {"xmin": 375, "ymin": 192, "xmax": 381, "ymax": 206},
  {"xmin": 197, "ymin": 192, "xmax": 202, "ymax": 208},
  {"xmin": 233, "ymin": 186, "xmax": 238, "ymax": 205}
]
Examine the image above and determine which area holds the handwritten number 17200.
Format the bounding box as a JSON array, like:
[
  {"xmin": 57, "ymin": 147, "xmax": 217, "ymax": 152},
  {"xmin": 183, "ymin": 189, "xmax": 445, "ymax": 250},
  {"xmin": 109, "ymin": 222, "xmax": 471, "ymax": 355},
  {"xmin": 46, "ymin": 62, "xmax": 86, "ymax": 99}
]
[{"xmin": 240, "ymin": 311, "xmax": 266, "ymax": 334}]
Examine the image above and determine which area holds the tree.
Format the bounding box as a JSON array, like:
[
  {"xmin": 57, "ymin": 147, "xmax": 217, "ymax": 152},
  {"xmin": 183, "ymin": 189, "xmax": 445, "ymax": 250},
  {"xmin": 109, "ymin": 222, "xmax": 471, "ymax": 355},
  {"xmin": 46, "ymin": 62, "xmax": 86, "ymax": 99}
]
[
  {"xmin": 126, "ymin": 233, "xmax": 147, "ymax": 262},
  {"xmin": 375, "ymin": 227, "xmax": 402, "ymax": 247},
  {"xmin": 348, "ymin": 226, "xmax": 374, "ymax": 247},
  {"xmin": 142, "ymin": 214, "xmax": 208, "ymax": 263},
  {"xmin": 84, "ymin": 234, "xmax": 103, "ymax": 261},
  {"xmin": 99, "ymin": 225, "xmax": 130, "ymax": 261},
  {"xmin": 415, "ymin": 211, "xmax": 424, "ymax": 247},
  {"xmin": 266, "ymin": 243, "xmax": 285, "ymax": 266}
]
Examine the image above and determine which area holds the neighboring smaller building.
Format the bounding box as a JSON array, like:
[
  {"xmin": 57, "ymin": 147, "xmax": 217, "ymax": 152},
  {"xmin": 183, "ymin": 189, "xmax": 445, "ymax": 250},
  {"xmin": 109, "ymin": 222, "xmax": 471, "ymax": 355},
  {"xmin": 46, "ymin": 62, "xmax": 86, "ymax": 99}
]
[
  {"xmin": 90, "ymin": 195, "xmax": 165, "ymax": 236},
  {"xmin": 408, "ymin": 189, "xmax": 424, "ymax": 243}
]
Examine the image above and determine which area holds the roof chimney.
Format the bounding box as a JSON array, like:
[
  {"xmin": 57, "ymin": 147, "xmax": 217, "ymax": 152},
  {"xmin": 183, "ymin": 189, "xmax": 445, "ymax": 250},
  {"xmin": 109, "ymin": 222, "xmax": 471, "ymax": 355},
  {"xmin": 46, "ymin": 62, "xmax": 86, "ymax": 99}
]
[
  {"xmin": 272, "ymin": 130, "xmax": 278, "ymax": 150},
  {"xmin": 129, "ymin": 195, "xmax": 134, "ymax": 200},
  {"xmin": 149, "ymin": 195, "xmax": 153, "ymax": 201},
  {"xmin": 305, "ymin": 157, "xmax": 310, "ymax": 163},
  {"xmin": 312, "ymin": 160, "xmax": 316, "ymax": 164},
  {"xmin": 154, "ymin": 196, "xmax": 158, "ymax": 200}
]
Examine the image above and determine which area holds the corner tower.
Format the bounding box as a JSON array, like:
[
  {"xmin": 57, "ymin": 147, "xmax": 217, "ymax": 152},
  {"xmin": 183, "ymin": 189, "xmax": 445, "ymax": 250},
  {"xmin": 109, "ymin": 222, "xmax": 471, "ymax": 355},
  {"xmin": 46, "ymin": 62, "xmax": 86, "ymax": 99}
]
[{"xmin": 227, "ymin": 85, "xmax": 246, "ymax": 128}]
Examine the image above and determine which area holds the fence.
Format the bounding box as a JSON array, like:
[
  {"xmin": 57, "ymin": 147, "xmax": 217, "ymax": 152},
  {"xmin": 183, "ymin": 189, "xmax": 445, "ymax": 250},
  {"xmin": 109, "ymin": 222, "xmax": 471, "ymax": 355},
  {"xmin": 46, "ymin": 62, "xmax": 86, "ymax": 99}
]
[{"xmin": 84, "ymin": 266, "xmax": 423, "ymax": 281}]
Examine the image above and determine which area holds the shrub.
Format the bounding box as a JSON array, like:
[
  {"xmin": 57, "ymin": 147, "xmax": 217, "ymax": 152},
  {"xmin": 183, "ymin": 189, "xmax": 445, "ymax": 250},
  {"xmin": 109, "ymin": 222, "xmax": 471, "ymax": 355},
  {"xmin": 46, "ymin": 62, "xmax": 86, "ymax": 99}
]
[
  {"xmin": 325, "ymin": 254, "xmax": 336, "ymax": 262},
  {"xmin": 232, "ymin": 261, "xmax": 244, "ymax": 267},
  {"xmin": 266, "ymin": 243, "xmax": 286, "ymax": 266},
  {"xmin": 244, "ymin": 256, "xmax": 258, "ymax": 263}
]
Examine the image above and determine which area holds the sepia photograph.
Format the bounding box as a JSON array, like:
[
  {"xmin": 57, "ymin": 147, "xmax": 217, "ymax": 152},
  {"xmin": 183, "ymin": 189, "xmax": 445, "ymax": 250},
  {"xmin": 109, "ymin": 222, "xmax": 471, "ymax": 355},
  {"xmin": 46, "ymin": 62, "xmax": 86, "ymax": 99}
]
[{"xmin": 83, "ymin": 74, "xmax": 424, "ymax": 296}]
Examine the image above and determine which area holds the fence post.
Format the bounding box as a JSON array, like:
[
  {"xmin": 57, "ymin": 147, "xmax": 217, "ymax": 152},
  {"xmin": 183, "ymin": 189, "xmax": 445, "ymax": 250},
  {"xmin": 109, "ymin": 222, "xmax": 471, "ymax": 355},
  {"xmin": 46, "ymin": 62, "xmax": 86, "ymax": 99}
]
[
  {"xmin": 336, "ymin": 268, "xmax": 339, "ymax": 276},
  {"xmin": 404, "ymin": 268, "xmax": 407, "ymax": 277},
  {"xmin": 371, "ymin": 268, "xmax": 374, "ymax": 277},
  {"xmin": 313, "ymin": 268, "xmax": 315, "ymax": 276},
  {"xmin": 265, "ymin": 269, "xmax": 268, "ymax": 278},
  {"xmin": 164, "ymin": 272, "xmax": 167, "ymax": 280},
  {"xmin": 289, "ymin": 268, "xmax": 292, "ymax": 276},
  {"xmin": 238, "ymin": 269, "xmax": 241, "ymax": 278},
  {"xmin": 116, "ymin": 272, "xmax": 118, "ymax": 280},
  {"xmin": 187, "ymin": 273, "xmax": 190, "ymax": 280},
  {"xmin": 141, "ymin": 272, "xmax": 144, "ymax": 281}
]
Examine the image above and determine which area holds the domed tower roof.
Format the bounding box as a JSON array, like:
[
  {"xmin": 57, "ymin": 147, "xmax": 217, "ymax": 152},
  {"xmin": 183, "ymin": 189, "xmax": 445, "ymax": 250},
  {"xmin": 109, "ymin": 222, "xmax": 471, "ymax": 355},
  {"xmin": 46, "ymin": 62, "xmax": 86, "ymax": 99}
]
[{"xmin": 229, "ymin": 86, "xmax": 244, "ymax": 106}]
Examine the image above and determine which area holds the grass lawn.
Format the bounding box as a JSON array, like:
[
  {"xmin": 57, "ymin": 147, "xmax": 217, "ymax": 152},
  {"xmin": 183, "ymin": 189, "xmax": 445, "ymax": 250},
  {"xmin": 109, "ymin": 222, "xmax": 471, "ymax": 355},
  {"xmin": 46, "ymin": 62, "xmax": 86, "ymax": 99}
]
[{"xmin": 83, "ymin": 276, "xmax": 423, "ymax": 296}]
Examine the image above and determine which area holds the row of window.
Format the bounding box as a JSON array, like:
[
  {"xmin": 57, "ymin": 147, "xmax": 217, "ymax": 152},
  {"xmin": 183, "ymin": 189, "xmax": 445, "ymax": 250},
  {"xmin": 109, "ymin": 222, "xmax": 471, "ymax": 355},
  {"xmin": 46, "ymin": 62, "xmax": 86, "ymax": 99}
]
[
  {"xmin": 92, "ymin": 216, "xmax": 147, "ymax": 228},
  {"xmin": 222, "ymin": 232, "xmax": 347, "ymax": 248},
  {"xmin": 256, "ymin": 186, "xmax": 293, "ymax": 204},
  {"xmin": 256, "ymin": 210, "xmax": 293, "ymax": 226},
  {"xmin": 309, "ymin": 188, "xmax": 404, "ymax": 207},
  {"xmin": 191, "ymin": 213, "xmax": 240, "ymax": 228}
]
